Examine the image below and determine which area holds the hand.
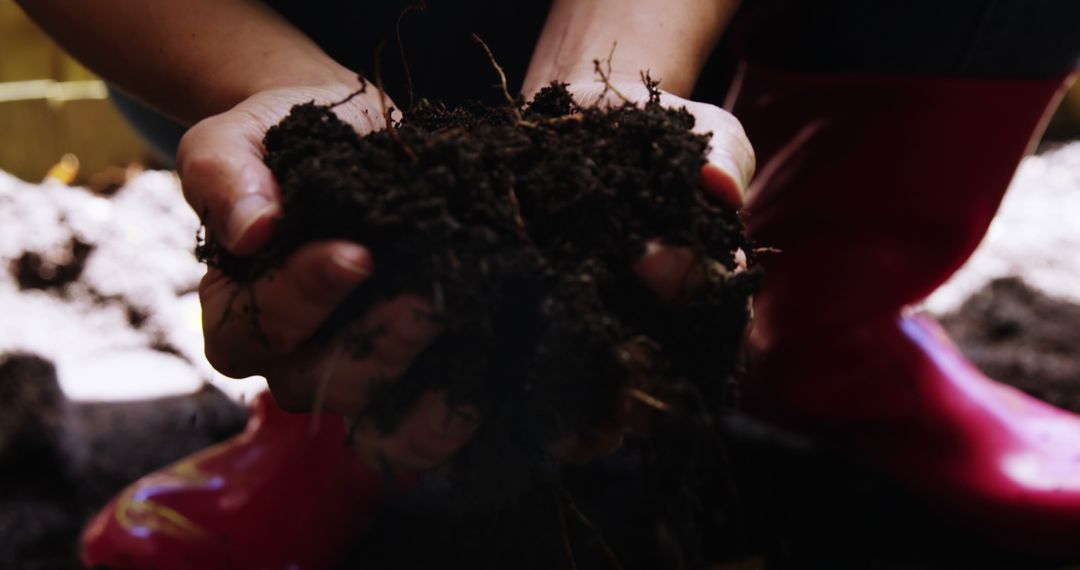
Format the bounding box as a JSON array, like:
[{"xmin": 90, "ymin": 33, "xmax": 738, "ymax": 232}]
[
  {"xmin": 179, "ymin": 81, "xmax": 479, "ymax": 472},
  {"xmin": 573, "ymin": 78, "xmax": 753, "ymax": 295},
  {"xmin": 518, "ymin": 0, "xmax": 749, "ymax": 462},
  {"xmin": 525, "ymin": 76, "xmax": 756, "ymax": 462},
  {"xmin": 521, "ymin": 0, "xmax": 748, "ymax": 300},
  {"xmin": 523, "ymin": 74, "xmax": 754, "ymax": 297}
]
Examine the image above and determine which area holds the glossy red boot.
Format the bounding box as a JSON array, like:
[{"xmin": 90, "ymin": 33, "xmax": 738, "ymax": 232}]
[
  {"xmin": 80, "ymin": 391, "xmax": 406, "ymax": 570},
  {"xmin": 728, "ymin": 62, "xmax": 1080, "ymax": 554}
]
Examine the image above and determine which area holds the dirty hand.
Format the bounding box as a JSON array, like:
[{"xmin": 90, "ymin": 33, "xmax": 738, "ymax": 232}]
[
  {"xmin": 519, "ymin": 0, "xmax": 749, "ymax": 463},
  {"xmin": 561, "ymin": 77, "xmax": 753, "ymax": 299},
  {"xmin": 179, "ymin": 81, "xmax": 479, "ymax": 472},
  {"xmin": 521, "ymin": 76, "xmax": 756, "ymax": 462}
]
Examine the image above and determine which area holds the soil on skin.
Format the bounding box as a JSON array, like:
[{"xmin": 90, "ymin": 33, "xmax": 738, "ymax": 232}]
[
  {"xmin": 12, "ymin": 237, "xmax": 94, "ymax": 292},
  {"xmin": 197, "ymin": 79, "xmax": 759, "ymax": 562}
]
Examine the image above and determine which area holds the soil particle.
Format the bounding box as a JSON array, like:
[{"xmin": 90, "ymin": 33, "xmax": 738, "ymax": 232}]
[{"xmin": 11, "ymin": 237, "xmax": 94, "ymax": 291}]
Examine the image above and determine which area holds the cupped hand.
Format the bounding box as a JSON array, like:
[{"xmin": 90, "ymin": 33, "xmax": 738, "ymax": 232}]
[
  {"xmin": 179, "ymin": 82, "xmax": 479, "ymax": 472},
  {"xmin": 529, "ymin": 76, "xmax": 756, "ymax": 462},
  {"xmin": 532, "ymin": 76, "xmax": 755, "ymax": 301}
]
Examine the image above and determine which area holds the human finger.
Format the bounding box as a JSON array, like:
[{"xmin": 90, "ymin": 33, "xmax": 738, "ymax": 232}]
[
  {"xmin": 261, "ymin": 294, "xmax": 442, "ymax": 413},
  {"xmin": 350, "ymin": 391, "xmax": 480, "ymax": 472},
  {"xmin": 547, "ymin": 340, "xmax": 668, "ymax": 463},
  {"xmin": 199, "ymin": 240, "xmax": 371, "ymax": 377},
  {"xmin": 679, "ymin": 100, "xmax": 755, "ymax": 209},
  {"xmin": 633, "ymin": 241, "xmax": 703, "ymax": 304},
  {"xmin": 178, "ymin": 83, "xmax": 392, "ymax": 256},
  {"xmin": 178, "ymin": 109, "xmax": 281, "ymax": 255}
]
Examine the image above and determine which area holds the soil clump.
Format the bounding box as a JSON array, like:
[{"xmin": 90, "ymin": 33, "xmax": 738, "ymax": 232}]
[
  {"xmin": 12, "ymin": 237, "xmax": 93, "ymax": 291},
  {"xmin": 202, "ymin": 83, "xmax": 753, "ymax": 469},
  {"xmin": 196, "ymin": 77, "xmax": 759, "ymax": 566}
]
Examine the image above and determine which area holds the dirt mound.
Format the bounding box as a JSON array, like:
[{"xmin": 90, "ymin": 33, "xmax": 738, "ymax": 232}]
[
  {"xmin": 941, "ymin": 276, "xmax": 1080, "ymax": 412},
  {"xmin": 0, "ymin": 353, "xmax": 246, "ymax": 569}
]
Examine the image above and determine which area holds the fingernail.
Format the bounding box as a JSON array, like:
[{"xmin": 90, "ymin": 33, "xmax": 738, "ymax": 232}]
[
  {"xmin": 733, "ymin": 247, "xmax": 748, "ymax": 273},
  {"xmin": 226, "ymin": 193, "xmax": 277, "ymax": 249},
  {"xmin": 324, "ymin": 245, "xmax": 371, "ymax": 287},
  {"xmin": 707, "ymin": 150, "xmax": 750, "ymax": 192},
  {"xmin": 701, "ymin": 162, "xmax": 745, "ymax": 208},
  {"xmin": 394, "ymin": 305, "xmax": 440, "ymax": 343}
]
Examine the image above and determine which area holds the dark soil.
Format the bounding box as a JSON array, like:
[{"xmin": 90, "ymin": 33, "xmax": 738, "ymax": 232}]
[
  {"xmin": 12, "ymin": 237, "xmax": 94, "ymax": 291},
  {"xmin": 0, "ymin": 353, "xmax": 246, "ymax": 570},
  {"xmin": 940, "ymin": 276, "xmax": 1080, "ymax": 412},
  {"xmin": 197, "ymin": 78, "xmax": 759, "ymax": 561}
]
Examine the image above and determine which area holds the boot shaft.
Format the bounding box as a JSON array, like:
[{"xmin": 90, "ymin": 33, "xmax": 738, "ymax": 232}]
[{"xmin": 728, "ymin": 64, "xmax": 1072, "ymax": 348}]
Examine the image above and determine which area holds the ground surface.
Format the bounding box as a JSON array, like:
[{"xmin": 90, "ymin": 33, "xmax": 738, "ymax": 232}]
[
  {"xmin": 0, "ymin": 168, "xmax": 267, "ymax": 402},
  {"xmin": 0, "ymin": 142, "xmax": 1078, "ymax": 568}
]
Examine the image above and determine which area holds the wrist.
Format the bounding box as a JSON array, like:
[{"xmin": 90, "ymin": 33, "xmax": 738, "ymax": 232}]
[
  {"xmin": 153, "ymin": 1, "xmax": 367, "ymax": 123},
  {"xmin": 524, "ymin": 61, "xmax": 672, "ymax": 100},
  {"xmin": 523, "ymin": 0, "xmax": 738, "ymax": 99},
  {"xmin": 245, "ymin": 59, "xmax": 361, "ymax": 99},
  {"xmin": 524, "ymin": 48, "xmax": 692, "ymax": 101}
]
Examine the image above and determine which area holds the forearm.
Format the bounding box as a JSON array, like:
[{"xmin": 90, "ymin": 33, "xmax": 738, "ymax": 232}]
[
  {"xmin": 16, "ymin": 0, "xmax": 356, "ymax": 125},
  {"xmin": 523, "ymin": 0, "xmax": 740, "ymax": 97}
]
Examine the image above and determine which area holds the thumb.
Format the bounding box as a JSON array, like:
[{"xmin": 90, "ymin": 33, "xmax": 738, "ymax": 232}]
[
  {"xmin": 695, "ymin": 106, "xmax": 754, "ymax": 209},
  {"xmin": 661, "ymin": 95, "xmax": 755, "ymax": 209},
  {"xmin": 177, "ymin": 108, "xmax": 280, "ymax": 256}
]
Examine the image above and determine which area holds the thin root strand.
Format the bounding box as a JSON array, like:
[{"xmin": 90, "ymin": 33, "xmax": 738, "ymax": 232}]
[
  {"xmin": 330, "ymin": 76, "xmax": 370, "ymax": 109},
  {"xmin": 593, "ymin": 43, "xmax": 630, "ymax": 104},
  {"xmin": 472, "ymin": 33, "xmax": 523, "ymax": 122}
]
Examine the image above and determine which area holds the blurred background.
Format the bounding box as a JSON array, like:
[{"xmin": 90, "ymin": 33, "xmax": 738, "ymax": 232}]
[
  {"xmin": 1, "ymin": 6, "xmax": 262, "ymax": 567},
  {"xmin": 1, "ymin": 0, "xmax": 267, "ymax": 404},
  {"xmin": 0, "ymin": 1, "xmax": 156, "ymax": 185}
]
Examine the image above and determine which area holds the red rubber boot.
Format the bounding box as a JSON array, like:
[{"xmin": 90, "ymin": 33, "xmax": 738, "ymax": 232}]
[
  {"xmin": 80, "ymin": 391, "xmax": 407, "ymax": 570},
  {"xmin": 728, "ymin": 63, "xmax": 1080, "ymax": 554}
]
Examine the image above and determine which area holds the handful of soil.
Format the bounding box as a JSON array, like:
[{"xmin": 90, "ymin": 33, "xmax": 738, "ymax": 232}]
[{"xmin": 198, "ymin": 78, "xmax": 757, "ymax": 523}]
